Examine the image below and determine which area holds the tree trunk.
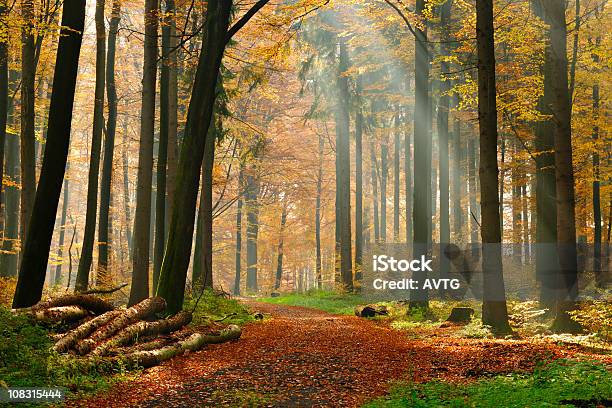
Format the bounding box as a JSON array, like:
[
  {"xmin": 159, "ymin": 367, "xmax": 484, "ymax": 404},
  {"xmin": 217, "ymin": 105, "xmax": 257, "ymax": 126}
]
[
  {"xmin": 475, "ymin": 0, "xmax": 511, "ymax": 334},
  {"xmin": 20, "ymin": 0, "xmax": 36, "ymax": 251},
  {"xmin": 122, "ymin": 114, "xmax": 133, "ymax": 259},
  {"xmin": 0, "ymin": 2, "xmax": 7, "ymax": 220},
  {"xmin": 380, "ymin": 138, "xmax": 388, "ymax": 244},
  {"xmin": 316, "ymin": 133, "xmax": 323, "ymax": 289},
  {"xmin": 355, "ymin": 110, "xmax": 363, "ymax": 282},
  {"xmin": 468, "ymin": 137, "xmax": 479, "ymax": 244},
  {"xmin": 53, "ymin": 310, "xmax": 122, "ymax": 353},
  {"xmin": 54, "ymin": 164, "xmax": 70, "ymax": 284},
  {"xmin": 370, "ymin": 140, "xmax": 380, "ymax": 243},
  {"xmin": 438, "ymin": 0, "xmax": 451, "ymax": 284},
  {"xmin": 98, "ymin": 0, "xmax": 121, "ymax": 284},
  {"xmin": 129, "ymin": 0, "xmax": 159, "ymax": 306},
  {"xmin": 76, "ymin": 297, "xmax": 166, "ymax": 355},
  {"xmin": 166, "ymin": 0, "xmax": 179, "ymax": 227},
  {"xmin": 0, "ymin": 69, "xmax": 17, "ymax": 277},
  {"xmin": 512, "ymin": 142, "xmax": 523, "ymax": 261},
  {"xmin": 543, "ymin": 0, "xmax": 580, "ymax": 333},
  {"xmin": 245, "ymin": 166, "xmax": 260, "ymax": 293},
  {"xmin": 411, "ymin": 0, "xmax": 431, "ymax": 307},
  {"xmin": 405, "ymin": 120, "xmax": 412, "ymax": 245},
  {"xmin": 393, "ymin": 114, "xmax": 400, "ymax": 242},
  {"xmin": 533, "ymin": 5, "xmax": 558, "ymax": 308},
  {"xmin": 11, "ymin": 0, "xmax": 86, "ymax": 308},
  {"xmin": 76, "ymin": 0, "xmax": 106, "ymax": 292},
  {"xmin": 91, "ymin": 310, "xmax": 192, "ymax": 356},
  {"xmin": 155, "ymin": 0, "xmax": 233, "ymax": 314},
  {"xmin": 154, "ymin": 0, "xmax": 174, "ymax": 289},
  {"xmin": 592, "ymin": 35, "xmax": 602, "ymax": 286},
  {"xmin": 233, "ymin": 165, "xmax": 244, "ymax": 295},
  {"xmin": 334, "ymin": 38, "xmax": 353, "ymax": 290},
  {"xmin": 274, "ymin": 201, "xmax": 288, "ymax": 290}
]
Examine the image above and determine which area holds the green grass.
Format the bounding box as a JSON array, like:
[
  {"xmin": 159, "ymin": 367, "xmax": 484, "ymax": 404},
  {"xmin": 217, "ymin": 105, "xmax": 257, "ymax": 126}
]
[
  {"xmin": 363, "ymin": 359, "xmax": 612, "ymax": 408},
  {"xmin": 259, "ymin": 290, "xmax": 365, "ymax": 315},
  {"xmin": 0, "ymin": 306, "xmax": 132, "ymax": 398},
  {"xmin": 185, "ymin": 288, "xmax": 255, "ymax": 326}
]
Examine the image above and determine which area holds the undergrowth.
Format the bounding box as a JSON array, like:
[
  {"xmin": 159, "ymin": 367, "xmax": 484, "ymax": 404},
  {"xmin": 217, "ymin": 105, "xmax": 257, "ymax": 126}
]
[{"xmin": 364, "ymin": 359, "xmax": 612, "ymax": 408}]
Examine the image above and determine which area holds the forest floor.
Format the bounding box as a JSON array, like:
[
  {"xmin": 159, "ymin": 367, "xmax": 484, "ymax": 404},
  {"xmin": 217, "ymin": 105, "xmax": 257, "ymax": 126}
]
[{"xmin": 64, "ymin": 300, "xmax": 611, "ymax": 408}]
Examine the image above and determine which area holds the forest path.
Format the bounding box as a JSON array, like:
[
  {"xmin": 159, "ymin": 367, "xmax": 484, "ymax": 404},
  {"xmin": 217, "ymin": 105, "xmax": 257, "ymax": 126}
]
[{"xmin": 65, "ymin": 301, "xmax": 597, "ymax": 407}]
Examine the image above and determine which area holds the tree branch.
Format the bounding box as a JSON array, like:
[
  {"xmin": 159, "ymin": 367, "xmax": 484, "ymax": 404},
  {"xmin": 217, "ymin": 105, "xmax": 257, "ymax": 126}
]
[{"xmin": 225, "ymin": 0, "xmax": 270, "ymax": 43}]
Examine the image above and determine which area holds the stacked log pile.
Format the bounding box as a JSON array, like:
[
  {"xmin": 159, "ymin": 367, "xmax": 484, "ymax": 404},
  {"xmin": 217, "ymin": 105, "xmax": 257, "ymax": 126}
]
[{"xmin": 12, "ymin": 295, "xmax": 241, "ymax": 368}]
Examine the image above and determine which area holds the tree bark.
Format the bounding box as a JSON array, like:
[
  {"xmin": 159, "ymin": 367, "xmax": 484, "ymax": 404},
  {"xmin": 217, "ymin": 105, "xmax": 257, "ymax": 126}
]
[
  {"xmin": 91, "ymin": 310, "xmax": 192, "ymax": 356},
  {"xmin": 76, "ymin": 297, "xmax": 166, "ymax": 355},
  {"xmin": 53, "ymin": 310, "xmax": 122, "ymax": 353},
  {"xmin": 380, "ymin": 138, "xmax": 388, "ymax": 244},
  {"xmin": 233, "ymin": 165, "xmax": 244, "ymax": 295},
  {"xmin": 335, "ymin": 38, "xmax": 353, "ymax": 290},
  {"xmin": 542, "ymin": 0, "xmax": 580, "ymax": 333},
  {"xmin": 438, "ymin": 0, "xmax": 451, "ymax": 284},
  {"xmin": 122, "ymin": 114, "xmax": 133, "ymax": 258},
  {"xmin": 0, "ymin": 2, "xmax": 7, "ymax": 219},
  {"xmin": 316, "ymin": 133, "xmax": 324, "ymax": 289},
  {"xmin": 19, "ymin": 0, "xmax": 36, "ymax": 251},
  {"xmin": 405, "ymin": 120, "xmax": 412, "ymax": 245},
  {"xmin": 75, "ymin": 0, "xmax": 106, "ymax": 292},
  {"xmin": 370, "ymin": 140, "xmax": 380, "ymax": 243},
  {"xmin": 475, "ymin": 0, "xmax": 511, "ymax": 334},
  {"xmin": 155, "ymin": 0, "xmax": 233, "ymax": 314},
  {"xmin": 355, "ymin": 109, "xmax": 363, "ymax": 282},
  {"xmin": 97, "ymin": 0, "xmax": 121, "ymax": 284},
  {"xmin": 54, "ymin": 164, "xmax": 70, "ymax": 284},
  {"xmin": 274, "ymin": 201, "xmax": 288, "ymax": 290},
  {"xmin": 12, "ymin": 0, "xmax": 86, "ymax": 308},
  {"xmin": 410, "ymin": 0, "xmax": 431, "ymax": 307},
  {"xmin": 129, "ymin": 0, "xmax": 159, "ymax": 306},
  {"xmin": 0, "ymin": 70, "xmax": 18, "ymax": 277},
  {"xmin": 245, "ymin": 165, "xmax": 260, "ymax": 293},
  {"xmin": 592, "ymin": 34, "xmax": 602, "ymax": 286},
  {"xmin": 393, "ymin": 114, "xmax": 400, "ymax": 242}
]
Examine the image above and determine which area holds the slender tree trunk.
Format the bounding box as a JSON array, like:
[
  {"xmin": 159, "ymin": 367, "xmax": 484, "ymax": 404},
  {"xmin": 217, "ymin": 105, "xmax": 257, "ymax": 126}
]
[
  {"xmin": 370, "ymin": 140, "xmax": 380, "ymax": 243},
  {"xmin": 438, "ymin": 0, "xmax": 451, "ymax": 284},
  {"xmin": 475, "ymin": 0, "xmax": 511, "ymax": 334},
  {"xmin": 12, "ymin": 0, "xmax": 86, "ymax": 307},
  {"xmin": 592, "ymin": 35, "xmax": 602, "ymax": 286},
  {"xmin": 410, "ymin": 0, "xmax": 431, "ymax": 307},
  {"xmin": 97, "ymin": 0, "xmax": 121, "ymax": 284},
  {"xmin": 156, "ymin": 0, "xmax": 267, "ymax": 313},
  {"xmin": 0, "ymin": 84, "xmax": 18, "ymax": 277},
  {"xmin": 543, "ymin": 0, "xmax": 580, "ymax": 333},
  {"xmin": 393, "ymin": 114, "xmax": 400, "ymax": 242},
  {"xmin": 316, "ymin": 133, "xmax": 323, "ymax": 289},
  {"xmin": 20, "ymin": 0, "xmax": 36, "ymax": 251},
  {"xmin": 122, "ymin": 115, "xmax": 133, "ymax": 258},
  {"xmin": 380, "ymin": 138, "xmax": 388, "ymax": 244},
  {"xmin": 405, "ymin": 118, "xmax": 413, "ymax": 245},
  {"xmin": 355, "ymin": 110, "xmax": 363, "ymax": 282},
  {"xmin": 245, "ymin": 166, "xmax": 260, "ymax": 293},
  {"xmin": 512, "ymin": 142, "xmax": 523, "ymax": 261},
  {"xmin": 76, "ymin": 0, "xmax": 106, "ymax": 292},
  {"xmin": 0, "ymin": 2, "xmax": 7, "ymax": 219},
  {"xmin": 233, "ymin": 165, "xmax": 243, "ymax": 295},
  {"xmin": 198, "ymin": 126, "xmax": 215, "ymax": 289},
  {"xmin": 129, "ymin": 0, "xmax": 159, "ymax": 305},
  {"xmin": 55, "ymin": 166, "xmax": 69, "ymax": 284},
  {"xmin": 154, "ymin": 0, "xmax": 175, "ymax": 289},
  {"xmin": 274, "ymin": 201, "xmax": 288, "ymax": 290},
  {"xmin": 335, "ymin": 38, "xmax": 352, "ymax": 290},
  {"xmin": 451, "ymin": 93, "xmax": 463, "ymax": 240},
  {"xmin": 468, "ymin": 137, "xmax": 479, "ymax": 245},
  {"xmin": 165, "ymin": 0, "xmax": 179, "ymax": 233}
]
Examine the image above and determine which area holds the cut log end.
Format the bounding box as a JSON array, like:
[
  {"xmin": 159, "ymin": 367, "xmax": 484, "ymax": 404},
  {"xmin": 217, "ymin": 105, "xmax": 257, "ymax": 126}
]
[{"xmin": 355, "ymin": 304, "xmax": 389, "ymax": 318}]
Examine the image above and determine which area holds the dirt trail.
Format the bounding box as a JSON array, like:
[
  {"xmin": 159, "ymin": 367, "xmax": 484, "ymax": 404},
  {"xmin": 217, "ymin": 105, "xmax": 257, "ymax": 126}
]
[{"xmin": 65, "ymin": 301, "xmax": 603, "ymax": 407}]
